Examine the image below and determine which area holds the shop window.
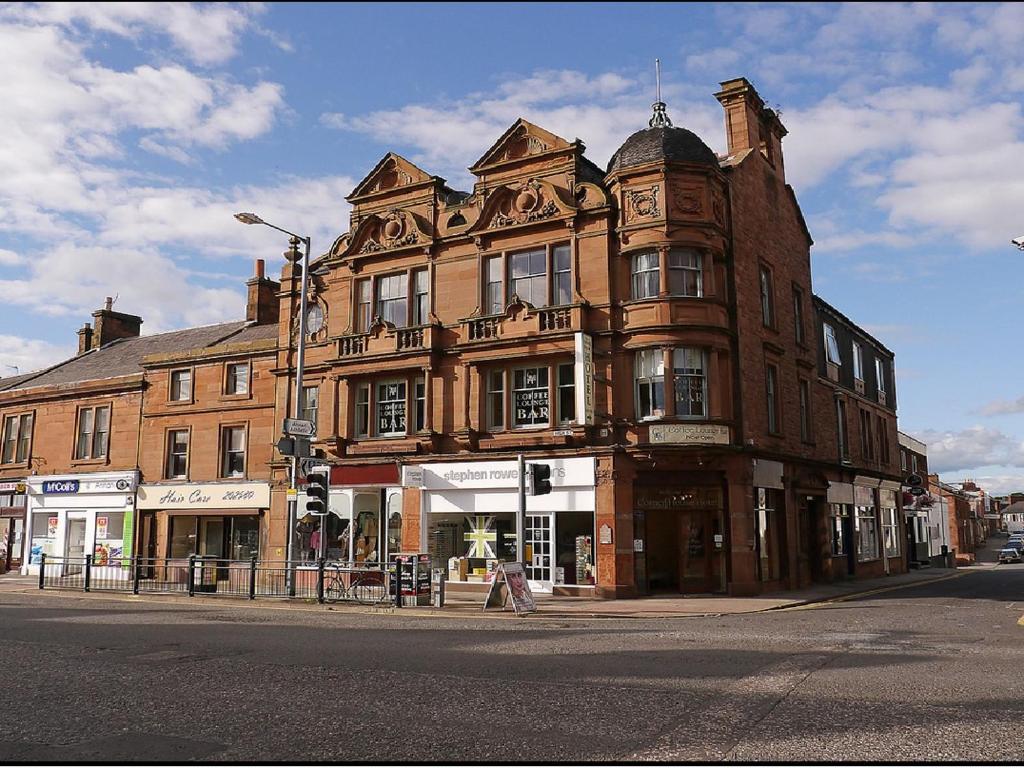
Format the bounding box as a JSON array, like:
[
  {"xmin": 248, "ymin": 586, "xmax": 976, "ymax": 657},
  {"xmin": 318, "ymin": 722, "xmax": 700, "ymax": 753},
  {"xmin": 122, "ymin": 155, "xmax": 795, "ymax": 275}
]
[
  {"xmin": 856, "ymin": 506, "xmax": 879, "ymax": 561},
  {"xmin": 414, "ymin": 378, "xmax": 427, "ymax": 432},
  {"xmin": 882, "ymin": 506, "xmax": 900, "ymax": 558},
  {"xmin": 756, "ymin": 488, "xmax": 782, "ymax": 581},
  {"xmin": 225, "ymin": 363, "xmax": 249, "ymax": 395},
  {"xmin": 512, "ymin": 367, "xmax": 549, "ymax": 428},
  {"xmin": 354, "ymin": 384, "xmax": 370, "ymax": 437},
  {"xmin": 165, "ymin": 430, "xmax": 189, "ymax": 479},
  {"xmin": 510, "ymin": 249, "xmax": 547, "ymax": 307},
  {"xmin": 302, "ymin": 385, "xmax": 319, "ymax": 430},
  {"xmin": 673, "ymin": 348, "xmax": 707, "ymax": 418},
  {"xmin": 355, "ymin": 278, "xmax": 372, "ymax": 332},
  {"xmin": 631, "ymin": 250, "xmax": 659, "ymax": 299},
  {"xmin": 29, "ymin": 511, "xmax": 56, "ymax": 564},
  {"xmin": 93, "ymin": 512, "xmax": 125, "ymax": 566},
  {"xmin": 2, "ymin": 413, "xmax": 32, "ymax": 464},
  {"xmin": 428, "ymin": 513, "xmax": 518, "ymax": 577},
  {"xmin": 829, "ymin": 504, "xmax": 847, "ymax": 556},
  {"xmin": 635, "ymin": 349, "xmax": 665, "ymax": 420},
  {"xmin": 386, "ymin": 492, "xmax": 402, "ymax": 560},
  {"xmin": 376, "ymin": 380, "xmax": 407, "ymax": 436},
  {"xmin": 668, "ymin": 248, "xmax": 702, "ymax": 297},
  {"xmin": 759, "ymin": 264, "xmax": 775, "ymax": 328},
  {"xmin": 170, "ymin": 369, "xmax": 192, "ymax": 402},
  {"xmin": 765, "ymin": 364, "xmax": 780, "ymax": 434},
  {"xmin": 75, "ymin": 405, "xmax": 110, "ymax": 460},
  {"xmin": 554, "ymin": 511, "xmax": 595, "ymax": 586},
  {"xmin": 220, "ymin": 426, "xmax": 246, "ymax": 478},
  {"xmin": 353, "ymin": 494, "xmax": 380, "ymax": 564},
  {"xmin": 413, "ymin": 268, "xmax": 429, "ymax": 325},
  {"xmin": 486, "ymin": 370, "xmax": 505, "ymax": 431},
  {"xmin": 557, "ymin": 363, "xmax": 575, "ymax": 424},
  {"xmin": 168, "ymin": 515, "xmax": 198, "ymax": 558},
  {"xmin": 229, "ymin": 516, "xmax": 259, "ymax": 560}
]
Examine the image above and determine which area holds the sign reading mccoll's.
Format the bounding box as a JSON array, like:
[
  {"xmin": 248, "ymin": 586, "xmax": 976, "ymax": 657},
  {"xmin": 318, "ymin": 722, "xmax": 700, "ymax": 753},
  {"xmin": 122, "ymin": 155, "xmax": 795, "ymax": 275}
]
[{"xmin": 42, "ymin": 480, "xmax": 80, "ymax": 494}]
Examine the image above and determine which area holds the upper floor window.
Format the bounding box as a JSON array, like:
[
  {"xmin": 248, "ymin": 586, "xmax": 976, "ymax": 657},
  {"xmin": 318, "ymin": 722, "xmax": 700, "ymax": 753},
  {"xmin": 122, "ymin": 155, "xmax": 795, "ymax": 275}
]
[
  {"xmin": 759, "ymin": 265, "xmax": 775, "ymax": 327},
  {"xmin": 631, "ymin": 251, "xmax": 660, "ymax": 299},
  {"xmin": 482, "ymin": 244, "xmax": 572, "ymax": 314},
  {"xmin": 354, "ymin": 376, "xmax": 426, "ymax": 439},
  {"xmin": 852, "ymin": 342, "xmax": 864, "ymax": 381},
  {"xmin": 910, "ymin": 453, "xmax": 918, "ymax": 474},
  {"xmin": 513, "ymin": 367, "xmax": 550, "ymax": 428},
  {"xmin": 668, "ymin": 249, "xmax": 702, "ymax": 297},
  {"xmin": 225, "ymin": 363, "xmax": 249, "ymax": 395},
  {"xmin": 900, "ymin": 449, "xmax": 907, "ymax": 472},
  {"xmin": 875, "ymin": 358, "xmax": 887, "ymax": 393},
  {"xmin": 356, "ymin": 269, "xmax": 431, "ymax": 332},
  {"xmin": 376, "ymin": 380, "xmax": 407, "ymax": 437},
  {"xmin": 302, "ymin": 385, "xmax": 319, "ymax": 430},
  {"xmin": 166, "ymin": 429, "xmax": 189, "ymax": 479},
  {"xmin": 75, "ymin": 405, "xmax": 110, "ymax": 460},
  {"xmin": 356, "ymin": 278, "xmax": 372, "ymax": 333},
  {"xmin": 376, "ymin": 274, "xmax": 408, "ymax": 327},
  {"xmin": 486, "ymin": 371, "xmax": 505, "ymax": 431},
  {"xmin": 413, "ymin": 269, "xmax": 429, "ymax": 325},
  {"xmin": 766, "ymin": 365, "xmax": 780, "ymax": 434},
  {"xmin": 170, "ymin": 369, "xmax": 192, "ymax": 402},
  {"xmin": 635, "ymin": 349, "xmax": 666, "ymax": 420},
  {"xmin": 836, "ymin": 398, "xmax": 849, "ymax": 460},
  {"xmin": 793, "ymin": 287, "xmax": 806, "ymax": 346},
  {"xmin": 824, "ymin": 323, "xmax": 842, "ymax": 365},
  {"xmin": 221, "ymin": 426, "xmax": 246, "ymax": 478},
  {"xmin": 859, "ymin": 408, "xmax": 875, "ymax": 461},
  {"xmin": 556, "ymin": 363, "xmax": 575, "ymax": 424},
  {"xmin": 799, "ymin": 378, "xmax": 812, "ymax": 442},
  {"xmin": 673, "ymin": 348, "xmax": 707, "ymax": 418},
  {"xmin": 1, "ymin": 413, "xmax": 32, "ymax": 464}
]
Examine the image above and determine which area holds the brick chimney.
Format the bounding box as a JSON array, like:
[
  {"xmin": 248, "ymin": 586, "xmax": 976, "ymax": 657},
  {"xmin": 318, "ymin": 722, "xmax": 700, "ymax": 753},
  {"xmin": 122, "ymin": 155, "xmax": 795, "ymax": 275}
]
[
  {"xmin": 77, "ymin": 323, "xmax": 93, "ymax": 355},
  {"xmin": 91, "ymin": 297, "xmax": 143, "ymax": 349},
  {"xmin": 714, "ymin": 77, "xmax": 788, "ymax": 180},
  {"xmin": 246, "ymin": 259, "xmax": 281, "ymax": 325}
]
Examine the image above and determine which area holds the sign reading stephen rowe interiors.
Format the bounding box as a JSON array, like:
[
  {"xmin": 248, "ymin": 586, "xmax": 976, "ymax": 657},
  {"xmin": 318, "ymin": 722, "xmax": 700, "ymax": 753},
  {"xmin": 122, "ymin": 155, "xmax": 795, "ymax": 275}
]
[
  {"xmin": 648, "ymin": 424, "xmax": 730, "ymax": 445},
  {"xmin": 136, "ymin": 482, "xmax": 271, "ymax": 510}
]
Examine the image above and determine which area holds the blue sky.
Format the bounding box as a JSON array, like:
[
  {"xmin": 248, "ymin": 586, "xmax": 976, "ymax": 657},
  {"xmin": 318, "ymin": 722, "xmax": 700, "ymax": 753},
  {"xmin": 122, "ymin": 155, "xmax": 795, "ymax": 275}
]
[{"xmin": 1, "ymin": 2, "xmax": 1023, "ymax": 491}]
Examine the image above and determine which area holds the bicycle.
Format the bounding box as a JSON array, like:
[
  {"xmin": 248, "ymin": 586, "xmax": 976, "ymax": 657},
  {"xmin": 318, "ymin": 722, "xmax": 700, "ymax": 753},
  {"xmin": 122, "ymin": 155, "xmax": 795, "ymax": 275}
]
[{"xmin": 322, "ymin": 561, "xmax": 390, "ymax": 605}]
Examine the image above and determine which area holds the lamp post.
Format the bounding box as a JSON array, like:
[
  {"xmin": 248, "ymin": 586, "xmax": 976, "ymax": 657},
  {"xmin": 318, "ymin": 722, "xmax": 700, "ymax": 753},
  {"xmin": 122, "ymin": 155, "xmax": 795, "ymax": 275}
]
[{"xmin": 235, "ymin": 212, "xmax": 311, "ymax": 592}]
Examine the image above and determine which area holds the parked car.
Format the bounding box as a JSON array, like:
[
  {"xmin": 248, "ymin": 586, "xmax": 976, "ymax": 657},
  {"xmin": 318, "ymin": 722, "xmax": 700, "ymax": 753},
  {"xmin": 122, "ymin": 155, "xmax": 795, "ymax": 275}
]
[{"xmin": 999, "ymin": 545, "xmax": 1023, "ymax": 564}]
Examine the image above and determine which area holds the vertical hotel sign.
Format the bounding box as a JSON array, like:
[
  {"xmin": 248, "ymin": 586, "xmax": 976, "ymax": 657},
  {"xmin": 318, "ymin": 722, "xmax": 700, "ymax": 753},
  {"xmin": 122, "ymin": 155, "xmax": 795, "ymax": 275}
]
[{"xmin": 574, "ymin": 332, "xmax": 595, "ymax": 426}]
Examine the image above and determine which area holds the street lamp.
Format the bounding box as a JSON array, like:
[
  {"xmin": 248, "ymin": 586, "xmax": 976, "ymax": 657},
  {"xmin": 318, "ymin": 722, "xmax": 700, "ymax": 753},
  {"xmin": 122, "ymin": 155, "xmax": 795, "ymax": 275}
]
[{"xmin": 235, "ymin": 212, "xmax": 312, "ymax": 591}]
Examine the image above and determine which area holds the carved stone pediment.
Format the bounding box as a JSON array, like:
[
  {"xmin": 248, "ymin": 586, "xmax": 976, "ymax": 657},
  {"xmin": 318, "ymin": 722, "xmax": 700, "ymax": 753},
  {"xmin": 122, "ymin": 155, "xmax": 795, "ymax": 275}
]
[
  {"xmin": 469, "ymin": 177, "xmax": 576, "ymax": 233},
  {"xmin": 470, "ymin": 118, "xmax": 572, "ymax": 172},
  {"xmin": 335, "ymin": 208, "xmax": 433, "ymax": 260},
  {"xmin": 348, "ymin": 153, "xmax": 432, "ymax": 201}
]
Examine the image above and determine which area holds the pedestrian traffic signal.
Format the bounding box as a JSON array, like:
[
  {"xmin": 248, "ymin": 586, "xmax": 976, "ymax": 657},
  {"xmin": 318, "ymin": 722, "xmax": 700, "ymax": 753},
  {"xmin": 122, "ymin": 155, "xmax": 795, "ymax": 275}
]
[
  {"xmin": 305, "ymin": 472, "xmax": 329, "ymax": 515},
  {"xmin": 529, "ymin": 463, "xmax": 552, "ymax": 496}
]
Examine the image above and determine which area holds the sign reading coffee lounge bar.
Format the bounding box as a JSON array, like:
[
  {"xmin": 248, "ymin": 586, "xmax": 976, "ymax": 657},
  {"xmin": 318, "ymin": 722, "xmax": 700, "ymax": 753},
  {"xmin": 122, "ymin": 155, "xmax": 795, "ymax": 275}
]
[
  {"xmin": 136, "ymin": 482, "xmax": 271, "ymax": 510},
  {"xmin": 648, "ymin": 424, "xmax": 730, "ymax": 445}
]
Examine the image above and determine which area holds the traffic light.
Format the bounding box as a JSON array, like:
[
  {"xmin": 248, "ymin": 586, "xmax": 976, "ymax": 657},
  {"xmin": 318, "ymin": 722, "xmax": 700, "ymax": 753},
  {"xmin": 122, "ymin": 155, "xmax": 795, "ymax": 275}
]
[
  {"xmin": 529, "ymin": 463, "xmax": 552, "ymax": 496},
  {"xmin": 305, "ymin": 472, "xmax": 329, "ymax": 516}
]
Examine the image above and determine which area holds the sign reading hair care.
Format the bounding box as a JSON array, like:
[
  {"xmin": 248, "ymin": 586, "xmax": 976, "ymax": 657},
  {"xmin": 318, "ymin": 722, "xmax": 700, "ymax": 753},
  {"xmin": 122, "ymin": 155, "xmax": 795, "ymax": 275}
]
[
  {"xmin": 136, "ymin": 482, "xmax": 271, "ymax": 510},
  {"xmin": 574, "ymin": 332, "xmax": 595, "ymax": 426}
]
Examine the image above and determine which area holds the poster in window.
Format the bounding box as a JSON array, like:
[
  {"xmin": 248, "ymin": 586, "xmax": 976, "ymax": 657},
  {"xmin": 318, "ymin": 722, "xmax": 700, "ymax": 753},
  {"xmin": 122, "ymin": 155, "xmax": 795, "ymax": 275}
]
[
  {"xmin": 47, "ymin": 516, "xmax": 58, "ymax": 537},
  {"xmin": 463, "ymin": 515, "xmax": 497, "ymax": 559},
  {"xmin": 96, "ymin": 516, "xmax": 109, "ymax": 540},
  {"xmin": 378, "ymin": 399, "xmax": 406, "ymax": 434},
  {"xmin": 514, "ymin": 389, "xmax": 549, "ymax": 425}
]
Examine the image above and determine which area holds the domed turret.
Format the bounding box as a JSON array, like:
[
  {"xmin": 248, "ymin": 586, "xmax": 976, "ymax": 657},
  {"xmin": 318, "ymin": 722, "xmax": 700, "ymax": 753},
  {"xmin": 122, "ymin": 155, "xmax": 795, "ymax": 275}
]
[{"xmin": 606, "ymin": 124, "xmax": 719, "ymax": 174}]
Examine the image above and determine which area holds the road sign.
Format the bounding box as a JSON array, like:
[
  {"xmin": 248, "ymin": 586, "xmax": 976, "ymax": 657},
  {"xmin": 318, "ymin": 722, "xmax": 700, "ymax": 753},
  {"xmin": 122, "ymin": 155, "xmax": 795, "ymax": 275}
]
[
  {"xmin": 284, "ymin": 418, "xmax": 315, "ymax": 437},
  {"xmin": 905, "ymin": 473, "xmax": 924, "ymax": 487},
  {"xmin": 300, "ymin": 457, "xmax": 329, "ymax": 476},
  {"xmin": 277, "ymin": 437, "xmax": 311, "ymax": 458}
]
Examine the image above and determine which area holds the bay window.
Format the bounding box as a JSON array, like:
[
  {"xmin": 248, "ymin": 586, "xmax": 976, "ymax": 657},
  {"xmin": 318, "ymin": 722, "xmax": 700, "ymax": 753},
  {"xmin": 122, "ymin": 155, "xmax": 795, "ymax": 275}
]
[
  {"xmin": 635, "ymin": 349, "xmax": 665, "ymax": 419},
  {"xmin": 673, "ymin": 348, "xmax": 707, "ymax": 418},
  {"xmin": 668, "ymin": 248, "xmax": 702, "ymax": 296},
  {"xmin": 636, "ymin": 347, "xmax": 710, "ymax": 420},
  {"xmin": 631, "ymin": 251, "xmax": 659, "ymax": 299},
  {"xmin": 632, "ymin": 248, "xmax": 705, "ymax": 300}
]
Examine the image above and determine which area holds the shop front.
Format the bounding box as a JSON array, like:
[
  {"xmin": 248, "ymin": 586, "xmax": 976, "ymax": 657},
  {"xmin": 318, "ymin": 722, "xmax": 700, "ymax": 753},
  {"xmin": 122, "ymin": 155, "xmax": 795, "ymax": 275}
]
[
  {"xmin": 23, "ymin": 471, "xmax": 138, "ymax": 579},
  {"xmin": 136, "ymin": 481, "xmax": 270, "ymax": 582},
  {"xmin": 408, "ymin": 457, "xmax": 596, "ymax": 594},
  {"xmin": 632, "ymin": 478, "xmax": 726, "ymax": 595},
  {"xmin": 1, "ymin": 480, "xmax": 27, "ymax": 573}
]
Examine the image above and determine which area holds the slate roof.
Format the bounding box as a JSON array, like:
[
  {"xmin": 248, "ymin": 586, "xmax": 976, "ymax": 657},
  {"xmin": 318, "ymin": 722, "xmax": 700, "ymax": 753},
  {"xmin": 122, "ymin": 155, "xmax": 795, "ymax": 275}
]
[
  {"xmin": 607, "ymin": 126, "xmax": 719, "ymax": 174},
  {"xmin": 0, "ymin": 320, "xmax": 278, "ymax": 393}
]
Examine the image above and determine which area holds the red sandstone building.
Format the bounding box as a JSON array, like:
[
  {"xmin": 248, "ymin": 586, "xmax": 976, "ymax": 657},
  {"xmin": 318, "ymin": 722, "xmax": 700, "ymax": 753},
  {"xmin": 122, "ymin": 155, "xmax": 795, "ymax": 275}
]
[{"xmin": 1, "ymin": 75, "xmax": 908, "ymax": 597}]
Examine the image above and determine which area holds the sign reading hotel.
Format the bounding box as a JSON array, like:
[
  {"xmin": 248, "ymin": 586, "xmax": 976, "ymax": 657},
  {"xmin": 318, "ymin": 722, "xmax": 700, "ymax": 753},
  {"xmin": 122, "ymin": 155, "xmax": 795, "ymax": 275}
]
[
  {"xmin": 649, "ymin": 424, "xmax": 730, "ymax": 445},
  {"xmin": 574, "ymin": 332, "xmax": 596, "ymax": 426},
  {"xmin": 137, "ymin": 482, "xmax": 271, "ymax": 510}
]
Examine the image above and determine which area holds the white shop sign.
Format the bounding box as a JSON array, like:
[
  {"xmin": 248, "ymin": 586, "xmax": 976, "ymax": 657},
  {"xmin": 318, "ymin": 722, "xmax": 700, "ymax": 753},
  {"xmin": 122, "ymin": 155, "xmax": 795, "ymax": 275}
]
[
  {"xmin": 415, "ymin": 457, "xmax": 595, "ymax": 491},
  {"xmin": 649, "ymin": 424, "xmax": 730, "ymax": 445},
  {"xmin": 137, "ymin": 482, "xmax": 270, "ymax": 510},
  {"xmin": 574, "ymin": 332, "xmax": 595, "ymax": 426}
]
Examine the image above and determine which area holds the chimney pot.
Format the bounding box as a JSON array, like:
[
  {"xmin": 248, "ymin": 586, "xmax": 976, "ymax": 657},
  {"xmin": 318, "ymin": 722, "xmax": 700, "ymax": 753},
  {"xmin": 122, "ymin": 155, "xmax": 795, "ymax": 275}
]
[
  {"xmin": 104, "ymin": 296, "xmax": 113, "ymax": 311},
  {"xmin": 255, "ymin": 259, "xmax": 265, "ymax": 280}
]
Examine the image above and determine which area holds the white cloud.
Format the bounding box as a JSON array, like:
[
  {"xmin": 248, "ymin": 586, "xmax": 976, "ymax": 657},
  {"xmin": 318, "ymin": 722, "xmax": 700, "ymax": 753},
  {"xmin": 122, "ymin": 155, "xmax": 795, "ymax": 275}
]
[
  {"xmin": 980, "ymin": 397, "xmax": 1024, "ymax": 417},
  {"xmin": 916, "ymin": 426, "xmax": 1024, "ymax": 474},
  {"xmin": 0, "ymin": 335, "xmax": 75, "ymax": 376}
]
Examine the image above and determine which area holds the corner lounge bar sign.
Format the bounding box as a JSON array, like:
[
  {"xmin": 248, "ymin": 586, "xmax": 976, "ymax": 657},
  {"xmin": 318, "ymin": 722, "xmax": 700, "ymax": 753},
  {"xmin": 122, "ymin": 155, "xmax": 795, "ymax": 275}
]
[
  {"xmin": 136, "ymin": 482, "xmax": 271, "ymax": 511},
  {"xmin": 649, "ymin": 424, "xmax": 730, "ymax": 445}
]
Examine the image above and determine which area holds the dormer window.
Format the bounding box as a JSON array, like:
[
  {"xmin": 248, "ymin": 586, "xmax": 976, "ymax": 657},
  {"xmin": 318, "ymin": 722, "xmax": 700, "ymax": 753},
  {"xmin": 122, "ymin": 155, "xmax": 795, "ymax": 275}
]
[{"xmin": 824, "ymin": 323, "xmax": 842, "ymax": 365}]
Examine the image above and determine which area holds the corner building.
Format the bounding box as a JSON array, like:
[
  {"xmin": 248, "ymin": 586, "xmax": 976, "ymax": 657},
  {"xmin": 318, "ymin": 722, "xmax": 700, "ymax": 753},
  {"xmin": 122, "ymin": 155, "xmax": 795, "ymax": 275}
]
[{"xmin": 271, "ymin": 76, "xmax": 905, "ymax": 597}]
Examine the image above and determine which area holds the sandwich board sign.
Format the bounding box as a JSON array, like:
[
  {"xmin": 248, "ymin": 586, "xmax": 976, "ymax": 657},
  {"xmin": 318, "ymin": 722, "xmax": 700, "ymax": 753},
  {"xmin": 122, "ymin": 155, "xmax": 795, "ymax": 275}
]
[{"xmin": 482, "ymin": 562, "xmax": 536, "ymax": 616}]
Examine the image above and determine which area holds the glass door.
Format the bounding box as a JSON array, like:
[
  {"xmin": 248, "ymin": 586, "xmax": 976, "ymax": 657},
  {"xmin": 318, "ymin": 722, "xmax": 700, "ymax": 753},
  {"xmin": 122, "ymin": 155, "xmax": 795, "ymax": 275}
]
[
  {"xmin": 524, "ymin": 514, "xmax": 553, "ymax": 590},
  {"xmin": 66, "ymin": 518, "xmax": 86, "ymax": 575}
]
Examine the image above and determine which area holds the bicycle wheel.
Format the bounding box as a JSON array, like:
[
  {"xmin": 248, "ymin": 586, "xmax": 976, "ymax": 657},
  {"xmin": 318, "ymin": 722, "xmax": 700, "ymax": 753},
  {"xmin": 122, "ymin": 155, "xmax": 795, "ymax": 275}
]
[
  {"xmin": 353, "ymin": 576, "xmax": 386, "ymax": 605},
  {"xmin": 324, "ymin": 576, "xmax": 345, "ymax": 603}
]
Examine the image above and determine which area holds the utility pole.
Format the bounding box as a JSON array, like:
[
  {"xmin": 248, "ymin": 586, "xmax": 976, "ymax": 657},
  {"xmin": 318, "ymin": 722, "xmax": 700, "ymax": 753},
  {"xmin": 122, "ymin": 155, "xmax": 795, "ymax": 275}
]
[{"xmin": 517, "ymin": 453, "xmax": 527, "ymax": 565}]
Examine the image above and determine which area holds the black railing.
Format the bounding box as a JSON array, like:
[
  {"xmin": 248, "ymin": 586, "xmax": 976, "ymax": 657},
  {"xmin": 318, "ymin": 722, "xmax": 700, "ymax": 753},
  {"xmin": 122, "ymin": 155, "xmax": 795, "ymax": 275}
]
[{"xmin": 37, "ymin": 553, "xmax": 405, "ymax": 606}]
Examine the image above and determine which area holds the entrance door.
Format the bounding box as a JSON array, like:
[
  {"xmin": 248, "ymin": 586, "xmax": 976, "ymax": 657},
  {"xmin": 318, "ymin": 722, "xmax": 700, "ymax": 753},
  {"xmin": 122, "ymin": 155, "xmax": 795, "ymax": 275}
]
[
  {"xmin": 66, "ymin": 518, "xmax": 86, "ymax": 575},
  {"xmin": 679, "ymin": 512, "xmax": 716, "ymax": 594},
  {"xmin": 644, "ymin": 510, "xmax": 721, "ymax": 594},
  {"xmin": 524, "ymin": 514, "xmax": 553, "ymax": 590}
]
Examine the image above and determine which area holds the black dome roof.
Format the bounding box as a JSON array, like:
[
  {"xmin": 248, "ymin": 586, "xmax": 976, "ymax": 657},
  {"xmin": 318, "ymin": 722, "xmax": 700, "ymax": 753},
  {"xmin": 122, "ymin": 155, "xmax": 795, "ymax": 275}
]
[{"xmin": 606, "ymin": 125, "xmax": 719, "ymax": 174}]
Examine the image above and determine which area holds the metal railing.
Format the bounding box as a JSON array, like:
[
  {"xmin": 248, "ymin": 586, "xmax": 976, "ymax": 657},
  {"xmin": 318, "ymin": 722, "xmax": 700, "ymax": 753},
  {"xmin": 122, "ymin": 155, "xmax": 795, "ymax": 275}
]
[{"xmin": 36, "ymin": 553, "xmax": 410, "ymax": 606}]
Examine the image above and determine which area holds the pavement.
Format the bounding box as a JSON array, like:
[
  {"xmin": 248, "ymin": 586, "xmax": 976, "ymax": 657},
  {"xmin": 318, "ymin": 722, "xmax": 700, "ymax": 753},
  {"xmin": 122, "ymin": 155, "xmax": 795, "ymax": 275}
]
[
  {"xmin": 0, "ymin": 538, "xmax": 1022, "ymax": 762},
  {"xmin": 0, "ymin": 553, "xmax": 995, "ymax": 619}
]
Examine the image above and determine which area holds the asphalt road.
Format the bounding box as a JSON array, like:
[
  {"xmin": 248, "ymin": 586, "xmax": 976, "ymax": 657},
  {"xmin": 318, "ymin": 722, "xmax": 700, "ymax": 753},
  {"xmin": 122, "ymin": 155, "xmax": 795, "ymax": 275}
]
[{"xmin": 2, "ymin": 558, "xmax": 1023, "ymax": 763}]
